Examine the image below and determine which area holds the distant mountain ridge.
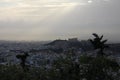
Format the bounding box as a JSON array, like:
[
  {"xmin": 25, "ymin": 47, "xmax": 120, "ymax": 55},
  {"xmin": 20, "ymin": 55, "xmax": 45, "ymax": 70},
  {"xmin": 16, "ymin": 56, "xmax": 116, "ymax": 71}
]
[
  {"xmin": 46, "ymin": 39, "xmax": 68, "ymax": 46},
  {"xmin": 44, "ymin": 38, "xmax": 94, "ymax": 52}
]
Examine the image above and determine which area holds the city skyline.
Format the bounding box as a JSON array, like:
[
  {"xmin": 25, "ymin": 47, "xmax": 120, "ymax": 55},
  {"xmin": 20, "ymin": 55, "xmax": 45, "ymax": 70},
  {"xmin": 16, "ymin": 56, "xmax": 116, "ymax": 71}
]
[{"xmin": 0, "ymin": 0, "xmax": 120, "ymax": 42}]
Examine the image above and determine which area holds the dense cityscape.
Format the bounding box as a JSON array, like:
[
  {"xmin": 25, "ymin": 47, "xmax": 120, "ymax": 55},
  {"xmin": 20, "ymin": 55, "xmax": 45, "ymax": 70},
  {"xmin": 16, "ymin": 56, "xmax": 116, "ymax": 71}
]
[
  {"xmin": 0, "ymin": 38, "xmax": 120, "ymax": 67},
  {"xmin": 0, "ymin": 34, "xmax": 119, "ymax": 80}
]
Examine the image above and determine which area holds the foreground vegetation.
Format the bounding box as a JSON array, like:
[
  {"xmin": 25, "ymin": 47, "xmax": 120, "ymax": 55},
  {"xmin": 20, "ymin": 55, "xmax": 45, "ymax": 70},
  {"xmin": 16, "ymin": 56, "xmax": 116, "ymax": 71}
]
[{"xmin": 0, "ymin": 54, "xmax": 120, "ymax": 80}]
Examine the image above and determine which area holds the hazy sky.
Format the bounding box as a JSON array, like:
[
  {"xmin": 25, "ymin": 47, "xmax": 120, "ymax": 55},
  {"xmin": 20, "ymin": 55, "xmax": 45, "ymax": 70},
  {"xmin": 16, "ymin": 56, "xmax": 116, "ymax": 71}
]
[{"xmin": 0, "ymin": 0, "xmax": 120, "ymax": 42}]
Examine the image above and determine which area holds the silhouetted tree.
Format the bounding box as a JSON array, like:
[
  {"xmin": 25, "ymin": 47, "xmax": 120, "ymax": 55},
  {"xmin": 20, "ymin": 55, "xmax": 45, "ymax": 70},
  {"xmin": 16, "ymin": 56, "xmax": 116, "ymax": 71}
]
[
  {"xmin": 89, "ymin": 33, "xmax": 109, "ymax": 56},
  {"xmin": 16, "ymin": 52, "xmax": 29, "ymax": 71}
]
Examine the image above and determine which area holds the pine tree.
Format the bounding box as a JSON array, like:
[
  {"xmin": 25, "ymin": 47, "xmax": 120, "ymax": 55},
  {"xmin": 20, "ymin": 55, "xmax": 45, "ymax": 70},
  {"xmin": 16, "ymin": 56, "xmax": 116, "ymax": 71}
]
[
  {"xmin": 89, "ymin": 33, "xmax": 109, "ymax": 56},
  {"xmin": 16, "ymin": 52, "xmax": 29, "ymax": 71}
]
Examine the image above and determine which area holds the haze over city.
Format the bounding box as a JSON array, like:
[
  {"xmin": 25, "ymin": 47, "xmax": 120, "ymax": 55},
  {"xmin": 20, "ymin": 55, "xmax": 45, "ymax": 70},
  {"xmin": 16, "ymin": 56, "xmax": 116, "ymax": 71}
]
[{"xmin": 0, "ymin": 0, "xmax": 120, "ymax": 42}]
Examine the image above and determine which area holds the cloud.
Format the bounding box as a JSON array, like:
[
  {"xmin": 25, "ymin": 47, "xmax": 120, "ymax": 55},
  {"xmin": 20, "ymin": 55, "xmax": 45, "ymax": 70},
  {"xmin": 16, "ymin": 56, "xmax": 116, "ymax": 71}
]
[
  {"xmin": 2, "ymin": 0, "xmax": 110, "ymax": 21},
  {"xmin": 0, "ymin": 0, "xmax": 89, "ymax": 21},
  {"xmin": 0, "ymin": 0, "xmax": 119, "ymax": 41}
]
